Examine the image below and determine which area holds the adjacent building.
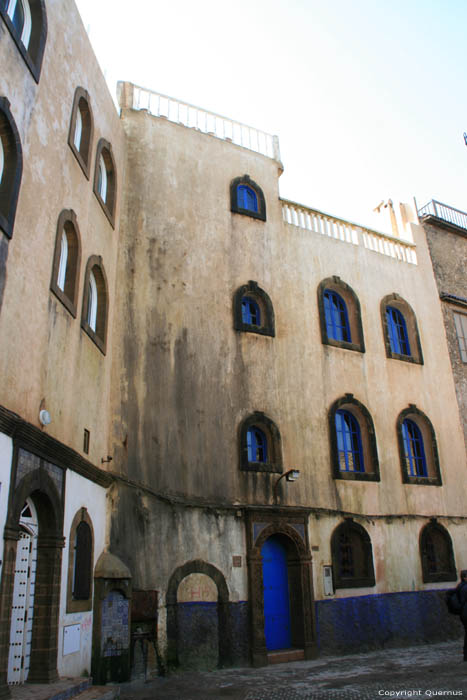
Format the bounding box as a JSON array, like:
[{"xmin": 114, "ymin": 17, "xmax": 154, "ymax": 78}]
[{"xmin": 0, "ymin": 0, "xmax": 466, "ymax": 691}]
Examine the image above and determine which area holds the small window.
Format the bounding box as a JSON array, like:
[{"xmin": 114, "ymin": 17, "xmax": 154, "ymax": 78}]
[
  {"xmin": 239, "ymin": 412, "xmax": 282, "ymax": 473},
  {"xmin": 335, "ymin": 410, "xmax": 364, "ymax": 473},
  {"xmin": 81, "ymin": 256, "xmax": 108, "ymax": 354},
  {"xmin": 0, "ymin": 97, "xmax": 23, "ymax": 239},
  {"xmin": 233, "ymin": 281, "xmax": 275, "ymax": 337},
  {"xmin": 381, "ymin": 294, "xmax": 423, "ymax": 364},
  {"xmin": 66, "ymin": 508, "xmax": 94, "ymax": 613},
  {"xmin": 68, "ymin": 87, "xmax": 94, "ymax": 178},
  {"xmin": 453, "ymin": 312, "xmax": 467, "ymax": 363},
  {"xmin": 397, "ymin": 406, "xmax": 442, "ymax": 486},
  {"xmin": 50, "ymin": 209, "xmax": 81, "ymax": 317},
  {"xmin": 237, "ymin": 184, "xmax": 258, "ymax": 213},
  {"xmin": 420, "ymin": 521, "xmax": 456, "ymax": 583},
  {"xmin": 331, "ymin": 520, "xmax": 375, "ymax": 589},
  {"xmin": 247, "ymin": 426, "xmax": 267, "ymax": 463},
  {"xmin": 93, "ymin": 138, "xmax": 117, "ymax": 227},
  {"xmin": 329, "ymin": 394, "xmax": 380, "ymax": 482},
  {"xmin": 230, "ymin": 175, "xmax": 266, "ymax": 221},
  {"xmin": 401, "ymin": 419, "xmax": 427, "ymax": 477},
  {"xmin": 324, "ymin": 290, "xmax": 350, "ymax": 342},
  {"xmin": 0, "ymin": 0, "xmax": 47, "ymax": 82},
  {"xmin": 318, "ymin": 277, "xmax": 365, "ymax": 353}
]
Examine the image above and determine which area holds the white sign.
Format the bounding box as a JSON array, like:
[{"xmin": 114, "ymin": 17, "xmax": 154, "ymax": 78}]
[{"xmin": 63, "ymin": 624, "xmax": 80, "ymax": 655}]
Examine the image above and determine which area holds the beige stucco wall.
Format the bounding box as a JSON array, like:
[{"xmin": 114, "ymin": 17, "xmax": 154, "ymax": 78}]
[{"xmin": 0, "ymin": 0, "xmax": 125, "ymax": 464}]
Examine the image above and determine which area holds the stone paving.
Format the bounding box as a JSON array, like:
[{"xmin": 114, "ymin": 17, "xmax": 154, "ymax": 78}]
[{"xmin": 119, "ymin": 640, "xmax": 467, "ymax": 700}]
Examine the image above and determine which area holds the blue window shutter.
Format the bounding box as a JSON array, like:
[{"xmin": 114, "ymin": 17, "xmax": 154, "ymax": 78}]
[
  {"xmin": 402, "ymin": 419, "xmax": 427, "ymax": 477},
  {"xmin": 335, "ymin": 410, "xmax": 364, "ymax": 472},
  {"xmin": 237, "ymin": 184, "xmax": 258, "ymax": 213},
  {"xmin": 241, "ymin": 296, "xmax": 261, "ymax": 326},
  {"xmin": 247, "ymin": 426, "xmax": 267, "ymax": 463},
  {"xmin": 386, "ymin": 306, "xmax": 411, "ymax": 355},
  {"xmin": 324, "ymin": 289, "xmax": 351, "ymax": 342}
]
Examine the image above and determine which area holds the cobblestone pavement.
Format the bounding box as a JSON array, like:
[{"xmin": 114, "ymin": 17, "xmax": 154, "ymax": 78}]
[{"xmin": 119, "ymin": 640, "xmax": 467, "ymax": 700}]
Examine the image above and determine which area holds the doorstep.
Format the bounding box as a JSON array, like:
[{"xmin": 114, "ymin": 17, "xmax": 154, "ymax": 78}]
[
  {"xmin": 8, "ymin": 678, "xmax": 119, "ymax": 700},
  {"xmin": 267, "ymin": 648, "xmax": 305, "ymax": 664}
]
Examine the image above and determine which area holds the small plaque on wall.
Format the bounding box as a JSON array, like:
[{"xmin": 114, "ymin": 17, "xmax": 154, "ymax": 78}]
[
  {"xmin": 323, "ymin": 565, "xmax": 334, "ymax": 596},
  {"xmin": 63, "ymin": 623, "xmax": 80, "ymax": 655}
]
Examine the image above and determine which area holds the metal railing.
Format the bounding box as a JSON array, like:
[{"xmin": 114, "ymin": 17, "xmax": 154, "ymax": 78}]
[
  {"xmin": 118, "ymin": 82, "xmax": 281, "ymax": 162},
  {"xmin": 418, "ymin": 200, "xmax": 467, "ymax": 231},
  {"xmin": 281, "ymin": 199, "xmax": 417, "ymax": 265}
]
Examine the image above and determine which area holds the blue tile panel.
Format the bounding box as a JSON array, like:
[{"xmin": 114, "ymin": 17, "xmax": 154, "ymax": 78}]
[
  {"xmin": 101, "ymin": 591, "xmax": 129, "ymax": 657},
  {"xmin": 316, "ymin": 589, "xmax": 462, "ymax": 654}
]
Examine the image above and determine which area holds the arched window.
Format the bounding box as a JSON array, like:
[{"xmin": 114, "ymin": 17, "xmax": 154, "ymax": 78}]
[
  {"xmin": 335, "ymin": 410, "xmax": 364, "ymax": 473},
  {"xmin": 233, "ymin": 281, "xmax": 275, "ymax": 337},
  {"xmin": 0, "ymin": 0, "xmax": 47, "ymax": 82},
  {"xmin": 81, "ymin": 256, "xmax": 108, "ymax": 354},
  {"xmin": 397, "ymin": 406, "xmax": 441, "ymax": 485},
  {"xmin": 66, "ymin": 508, "xmax": 94, "ymax": 612},
  {"xmin": 324, "ymin": 290, "xmax": 350, "ymax": 342},
  {"xmin": 93, "ymin": 138, "xmax": 117, "ymax": 227},
  {"xmin": 239, "ymin": 412, "xmax": 282, "ymax": 473},
  {"xmin": 329, "ymin": 394, "xmax": 380, "ymax": 482},
  {"xmin": 401, "ymin": 419, "xmax": 427, "ymax": 477},
  {"xmin": 242, "ymin": 297, "xmax": 260, "ymax": 325},
  {"xmin": 420, "ymin": 521, "xmax": 456, "ymax": 583},
  {"xmin": 237, "ymin": 184, "xmax": 258, "ymax": 213},
  {"xmin": 230, "ymin": 174, "xmax": 266, "ymax": 221},
  {"xmin": 331, "ymin": 520, "xmax": 375, "ymax": 589},
  {"xmin": 247, "ymin": 426, "xmax": 267, "ymax": 463},
  {"xmin": 386, "ymin": 306, "xmax": 410, "ymax": 355},
  {"xmin": 381, "ymin": 294, "xmax": 423, "ymax": 364},
  {"xmin": 0, "ymin": 97, "xmax": 23, "ymax": 239},
  {"xmin": 50, "ymin": 209, "xmax": 81, "ymax": 317},
  {"xmin": 68, "ymin": 87, "xmax": 94, "ymax": 178},
  {"xmin": 318, "ymin": 277, "xmax": 365, "ymax": 352}
]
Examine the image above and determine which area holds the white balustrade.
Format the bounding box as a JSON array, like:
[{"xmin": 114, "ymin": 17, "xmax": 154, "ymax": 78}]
[
  {"xmin": 121, "ymin": 82, "xmax": 281, "ymax": 162},
  {"xmin": 282, "ymin": 200, "xmax": 417, "ymax": 265}
]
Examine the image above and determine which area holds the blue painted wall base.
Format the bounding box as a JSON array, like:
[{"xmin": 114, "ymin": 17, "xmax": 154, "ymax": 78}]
[{"xmin": 316, "ymin": 589, "xmax": 464, "ymax": 655}]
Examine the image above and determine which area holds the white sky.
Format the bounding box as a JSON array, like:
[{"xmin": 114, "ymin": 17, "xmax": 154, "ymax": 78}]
[{"xmin": 75, "ymin": 0, "xmax": 467, "ymax": 233}]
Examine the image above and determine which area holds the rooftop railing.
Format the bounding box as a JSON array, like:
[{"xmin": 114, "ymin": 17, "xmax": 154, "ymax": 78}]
[
  {"xmin": 118, "ymin": 82, "xmax": 281, "ymax": 162},
  {"xmin": 417, "ymin": 199, "xmax": 467, "ymax": 231},
  {"xmin": 281, "ymin": 199, "xmax": 417, "ymax": 265}
]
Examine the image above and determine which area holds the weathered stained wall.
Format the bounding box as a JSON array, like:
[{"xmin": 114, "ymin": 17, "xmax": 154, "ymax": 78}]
[
  {"xmin": 423, "ymin": 221, "xmax": 467, "ymax": 448},
  {"xmin": 111, "ymin": 109, "xmax": 466, "ymax": 517},
  {"xmin": 0, "ymin": 0, "xmax": 125, "ymax": 465}
]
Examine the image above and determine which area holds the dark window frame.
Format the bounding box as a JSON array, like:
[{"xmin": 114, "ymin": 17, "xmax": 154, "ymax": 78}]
[
  {"xmin": 50, "ymin": 209, "xmax": 81, "ymax": 317},
  {"xmin": 93, "ymin": 138, "xmax": 117, "ymax": 228},
  {"xmin": 230, "ymin": 174, "xmax": 266, "ymax": 221},
  {"xmin": 239, "ymin": 412, "xmax": 282, "ymax": 473},
  {"xmin": 81, "ymin": 255, "xmax": 108, "ymax": 355},
  {"xmin": 329, "ymin": 394, "xmax": 380, "ymax": 482},
  {"xmin": 331, "ymin": 519, "xmax": 376, "ymax": 589},
  {"xmin": 68, "ymin": 87, "xmax": 94, "ymax": 179},
  {"xmin": 420, "ymin": 520, "xmax": 456, "ymax": 583},
  {"xmin": 233, "ymin": 280, "xmax": 275, "ymax": 337},
  {"xmin": 396, "ymin": 405, "xmax": 442, "ymax": 486},
  {"xmin": 381, "ymin": 293, "xmax": 423, "ymax": 365},
  {"xmin": 0, "ymin": 97, "xmax": 23, "ymax": 239},
  {"xmin": 0, "ymin": 0, "xmax": 47, "ymax": 83},
  {"xmin": 318, "ymin": 277, "xmax": 365, "ymax": 353}
]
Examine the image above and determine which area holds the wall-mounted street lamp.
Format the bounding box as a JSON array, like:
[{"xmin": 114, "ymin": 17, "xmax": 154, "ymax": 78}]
[{"xmin": 273, "ymin": 468, "xmax": 300, "ymax": 502}]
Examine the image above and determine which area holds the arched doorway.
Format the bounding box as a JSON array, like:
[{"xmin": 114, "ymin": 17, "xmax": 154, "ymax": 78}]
[
  {"xmin": 7, "ymin": 500, "xmax": 38, "ymax": 684},
  {"xmin": 247, "ymin": 518, "xmax": 317, "ymax": 667},
  {"xmin": 261, "ymin": 536, "xmax": 291, "ymax": 650}
]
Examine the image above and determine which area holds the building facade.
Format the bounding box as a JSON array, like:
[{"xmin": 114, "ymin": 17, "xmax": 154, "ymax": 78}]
[{"xmin": 0, "ymin": 0, "xmax": 466, "ymax": 691}]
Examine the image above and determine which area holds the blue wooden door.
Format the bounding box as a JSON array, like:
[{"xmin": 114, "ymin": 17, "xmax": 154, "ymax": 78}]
[{"xmin": 261, "ymin": 536, "xmax": 291, "ymax": 650}]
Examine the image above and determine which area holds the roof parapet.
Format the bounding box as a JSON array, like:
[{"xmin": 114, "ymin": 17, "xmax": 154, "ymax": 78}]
[{"xmin": 117, "ymin": 81, "xmax": 281, "ymax": 164}]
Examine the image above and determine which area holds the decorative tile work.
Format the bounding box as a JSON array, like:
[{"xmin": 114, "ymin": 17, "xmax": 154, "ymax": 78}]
[
  {"xmin": 290, "ymin": 523, "xmax": 305, "ymax": 540},
  {"xmin": 101, "ymin": 591, "xmax": 129, "ymax": 657},
  {"xmin": 43, "ymin": 460, "xmax": 63, "ymax": 496}
]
